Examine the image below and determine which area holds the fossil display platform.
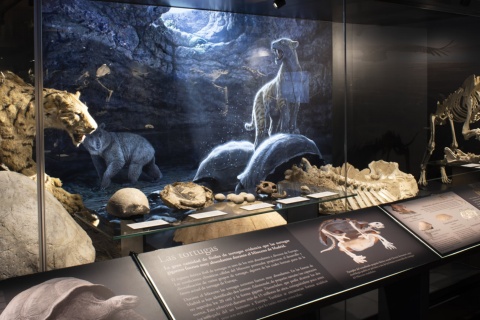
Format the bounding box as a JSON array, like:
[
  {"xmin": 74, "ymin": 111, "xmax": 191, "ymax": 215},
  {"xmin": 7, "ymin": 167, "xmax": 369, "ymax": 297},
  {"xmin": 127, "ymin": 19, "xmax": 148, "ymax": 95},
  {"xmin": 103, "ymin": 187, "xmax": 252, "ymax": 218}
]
[
  {"xmin": 5, "ymin": 184, "xmax": 480, "ymax": 319},
  {"xmin": 75, "ymin": 182, "xmax": 354, "ymax": 243}
]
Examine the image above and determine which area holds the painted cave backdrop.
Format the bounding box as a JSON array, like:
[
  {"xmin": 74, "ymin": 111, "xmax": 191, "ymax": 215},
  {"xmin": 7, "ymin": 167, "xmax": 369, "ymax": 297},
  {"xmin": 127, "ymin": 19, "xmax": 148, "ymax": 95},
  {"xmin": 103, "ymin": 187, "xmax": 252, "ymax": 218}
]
[{"xmin": 41, "ymin": 0, "xmax": 333, "ymax": 196}]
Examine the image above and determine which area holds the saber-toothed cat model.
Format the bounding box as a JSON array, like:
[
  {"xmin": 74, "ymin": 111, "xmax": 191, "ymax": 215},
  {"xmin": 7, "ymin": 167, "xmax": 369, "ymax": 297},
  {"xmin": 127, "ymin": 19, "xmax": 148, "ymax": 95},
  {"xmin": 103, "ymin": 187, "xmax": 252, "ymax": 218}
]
[{"xmin": 0, "ymin": 70, "xmax": 98, "ymax": 213}]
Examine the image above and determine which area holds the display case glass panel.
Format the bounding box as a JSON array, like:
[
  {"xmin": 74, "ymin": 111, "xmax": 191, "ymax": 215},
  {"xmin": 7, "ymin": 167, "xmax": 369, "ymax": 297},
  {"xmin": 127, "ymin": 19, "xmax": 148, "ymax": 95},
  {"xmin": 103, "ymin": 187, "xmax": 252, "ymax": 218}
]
[
  {"xmin": 40, "ymin": 0, "xmax": 344, "ymax": 244},
  {"xmin": 0, "ymin": 0, "xmax": 42, "ymax": 279},
  {"xmin": 345, "ymin": 0, "xmax": 480, "ymax": 187}
]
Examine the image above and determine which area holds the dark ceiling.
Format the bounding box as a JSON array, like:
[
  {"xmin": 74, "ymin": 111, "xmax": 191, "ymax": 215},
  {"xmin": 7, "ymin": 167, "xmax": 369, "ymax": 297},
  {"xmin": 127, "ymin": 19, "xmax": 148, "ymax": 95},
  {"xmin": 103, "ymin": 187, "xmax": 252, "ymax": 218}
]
[
  {"xmin": 93, "ymin": 0, "xmax": 480, "ymax": 24},
  {"xmin": 93, "ymin": 0, "xmax": 335, "ymax": 21}
]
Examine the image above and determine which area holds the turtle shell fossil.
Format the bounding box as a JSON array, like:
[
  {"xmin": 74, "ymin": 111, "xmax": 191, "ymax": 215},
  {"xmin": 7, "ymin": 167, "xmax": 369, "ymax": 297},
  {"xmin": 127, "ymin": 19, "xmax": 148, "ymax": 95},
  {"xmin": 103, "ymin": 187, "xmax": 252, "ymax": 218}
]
[
  {"xmin": 193, "ymin": 140, "xmax": 254, "ymax": 192},
  {"xmin": 236, "ymin": 133, "xmax": 323, "ymax": 193},
  {"xmin": 0, "ymin": 277, "xmax": 145, "ymax": 320},
  {"xmin": 160, "ymin": 181, "xmax": 214, "ymax": 210}
]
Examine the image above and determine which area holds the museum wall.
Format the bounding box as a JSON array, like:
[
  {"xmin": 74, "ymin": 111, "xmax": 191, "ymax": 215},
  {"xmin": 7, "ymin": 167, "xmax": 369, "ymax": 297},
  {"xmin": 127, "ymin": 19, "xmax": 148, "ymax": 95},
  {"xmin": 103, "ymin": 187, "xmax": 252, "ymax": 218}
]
[
  {"xmin": 343, "ymin": 0, "xmax": 480, "ymax": 181},
  {"xmin": 426, "ymin": 15, "xmax": 480, "ymax": 169},
  {"xmin": 0, "ymin": 0, "xmax": 33, "ymax": 76},
  {"xmin": 344, "ymin": 23, "xmax": 428, "ymax": 178}
]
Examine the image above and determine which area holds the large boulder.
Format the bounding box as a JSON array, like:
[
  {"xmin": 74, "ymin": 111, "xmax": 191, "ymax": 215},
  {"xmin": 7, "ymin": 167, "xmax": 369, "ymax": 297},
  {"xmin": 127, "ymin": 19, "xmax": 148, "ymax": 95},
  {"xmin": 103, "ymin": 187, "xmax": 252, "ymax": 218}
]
[{"xmin": 0, "ymin": 171, "xmax": 95, "ymax": 280}]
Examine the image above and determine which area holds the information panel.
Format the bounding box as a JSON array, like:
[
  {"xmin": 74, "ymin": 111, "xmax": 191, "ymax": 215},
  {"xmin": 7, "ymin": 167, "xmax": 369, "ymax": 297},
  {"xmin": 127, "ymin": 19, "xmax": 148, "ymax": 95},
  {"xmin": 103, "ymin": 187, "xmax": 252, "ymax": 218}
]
[
  {"xmin": 137, "ymin": 208, "xmax": 438, "ymax": 320},
  {"xmin": 138, "ymin": 227, "xmax": 342, "ymax": 320},
  {"xmin": 382, "ymin": 190, "xmax": 480, "ymax": 256},
  {"xmin": 286, "ymin": 208, "xmax": 439, "ymax": 288}
]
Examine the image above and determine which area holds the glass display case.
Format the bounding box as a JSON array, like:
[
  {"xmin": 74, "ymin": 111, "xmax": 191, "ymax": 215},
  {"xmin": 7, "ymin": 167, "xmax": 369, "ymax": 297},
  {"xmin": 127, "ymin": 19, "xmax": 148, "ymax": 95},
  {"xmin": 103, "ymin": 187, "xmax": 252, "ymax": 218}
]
[
  {"xmin": 3, "ymin": 0, "xmax": 480, "ymax": 319},
  {"xmin": 2, "ymin": 0, "xmax": 480, "ymax": 301},
  {"xmin": 38, "ymin": 0, "xmax": 354, "ymax": 251}
]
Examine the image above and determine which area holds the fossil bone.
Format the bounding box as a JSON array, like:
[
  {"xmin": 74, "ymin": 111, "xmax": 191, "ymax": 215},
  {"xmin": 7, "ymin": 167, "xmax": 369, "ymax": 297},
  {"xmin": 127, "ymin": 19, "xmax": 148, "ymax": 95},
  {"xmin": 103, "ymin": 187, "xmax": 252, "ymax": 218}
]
[
  {"xmin": 283, "ymin": 158, "xmax": 418, "ymax": 214},
  {"xmin": 160, "ymin": 182, "xmax": 214, "ymax": 210},
  {"xmin": 256, "ymin": 181, "xmax": 287, "ymax": 199},
  {"xmin": 444, "ymin": 147, "xmax": 480, "ymax": 163},
  {"xmin": 419, "ymin": 74, "xmax": 480, "ymax": 186}
]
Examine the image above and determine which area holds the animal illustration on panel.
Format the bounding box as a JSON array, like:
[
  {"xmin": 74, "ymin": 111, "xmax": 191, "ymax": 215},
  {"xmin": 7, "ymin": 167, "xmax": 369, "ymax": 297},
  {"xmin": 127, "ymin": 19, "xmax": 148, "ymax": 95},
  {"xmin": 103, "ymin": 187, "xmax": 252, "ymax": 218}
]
[
  {"xmin": 82, "ymin": 123, "xmax": 162, "ymax": 189},
  {"xmin": 319, "ymin": 218, "xmax": 396, "ymax": 264},
  {"xmin": 0, "ymin": 277, "xmax": 146, "ymax": 320},
  {"xmin": 418, "ymin": 74, "xmax": 480, "ymax": 186},
  {"xmin": 244, "ymin": 38, "xmax": 307, "ymax": 147}
]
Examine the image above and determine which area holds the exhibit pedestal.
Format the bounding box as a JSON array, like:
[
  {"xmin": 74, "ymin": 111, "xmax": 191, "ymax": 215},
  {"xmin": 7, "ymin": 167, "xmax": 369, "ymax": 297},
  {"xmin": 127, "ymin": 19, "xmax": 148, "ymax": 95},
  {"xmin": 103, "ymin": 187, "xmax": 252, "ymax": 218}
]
[
  {"xmin": 120, "ymin": 220, "xmax": 144, "ymax": 256},
  {"xmin": 173, "ymin": 211, "xmax": 287, "ymax": 244},
  {"xmin": 282, "ymin": 202, "xmax": 319, "ymax": 222},
  {"xmin": 451, "ymin": 165, "xmax": 480, "ymax": 186},
  {"xmin": 378, "ymin": 272, "xmax": 429, "ymax": 320}
]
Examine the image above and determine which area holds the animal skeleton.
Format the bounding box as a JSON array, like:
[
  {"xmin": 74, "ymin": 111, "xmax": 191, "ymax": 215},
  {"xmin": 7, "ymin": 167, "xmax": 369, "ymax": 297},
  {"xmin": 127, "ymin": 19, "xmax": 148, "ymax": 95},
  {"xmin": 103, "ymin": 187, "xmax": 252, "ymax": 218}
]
[
  {"xmin": 283, "ymin": 158, "xmax": 418, "ymax": 214},
  {"xmin": 419, "ymin": 74, "xmax": 480, "ymax": 186},
  {"xmin": 319, "ymin": 219, "xmax": 396, "ymax": 264}
]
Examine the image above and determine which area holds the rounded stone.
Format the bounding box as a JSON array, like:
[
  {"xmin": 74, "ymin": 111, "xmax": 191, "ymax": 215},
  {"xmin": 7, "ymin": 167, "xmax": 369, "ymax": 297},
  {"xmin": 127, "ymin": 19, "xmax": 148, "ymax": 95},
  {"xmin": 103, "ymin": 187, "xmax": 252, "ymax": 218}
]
[
  {"xmin": 0, "ymin": 171, "xmax": 95, "ymax": 280},
  {"xmin": 106, "ymin": 188, "xmax": 150, "ymax": 218},
  {"xmin": 245, "ymin": 193, "xmax": 256, "ymax": 202},
  {"xmin": 230, "ymin": 194, "xmax": 245, "ymax": 204},
  {"xmin": 214, "ymin": 193, "xmax": 226, "ymax": 201}
]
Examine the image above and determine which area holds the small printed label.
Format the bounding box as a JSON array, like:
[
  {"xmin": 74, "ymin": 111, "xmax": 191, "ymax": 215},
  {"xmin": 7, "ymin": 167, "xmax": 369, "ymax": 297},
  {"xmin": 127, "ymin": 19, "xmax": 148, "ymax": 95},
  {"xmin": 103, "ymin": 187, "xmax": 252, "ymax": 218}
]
[
  {"xmin": 189, "ymin": 210, "xmax": 228, "ymax": 219},
  {"xmin": 461, "ymin": 163, "xmax": 480, "ymax": 167},
  {"xmin": 276, "ymin": 196, "xmax": 310, "ymax": 204},
  {"xmin": 307, "ymin": 191, "xmax": 338, "ymax": 198},
  {"xmin": 240, "ymin": 203, "xmax": 275, "ymax": 211},
  {"xmin": 127, "ymin": 219, "xmax": 170, "ymax": 229}
]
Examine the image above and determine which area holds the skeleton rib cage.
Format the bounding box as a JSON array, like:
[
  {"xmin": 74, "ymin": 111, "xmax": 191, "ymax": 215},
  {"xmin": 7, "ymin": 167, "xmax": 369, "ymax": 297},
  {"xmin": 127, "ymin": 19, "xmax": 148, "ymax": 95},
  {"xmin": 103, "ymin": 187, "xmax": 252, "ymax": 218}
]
[
  {"xmin": 418, "ymin": 74, "xmax": 480, "ymax": 186},
  {"xmin": 444, "ymin": 85, "xmax": 480, "ymax": 124}
]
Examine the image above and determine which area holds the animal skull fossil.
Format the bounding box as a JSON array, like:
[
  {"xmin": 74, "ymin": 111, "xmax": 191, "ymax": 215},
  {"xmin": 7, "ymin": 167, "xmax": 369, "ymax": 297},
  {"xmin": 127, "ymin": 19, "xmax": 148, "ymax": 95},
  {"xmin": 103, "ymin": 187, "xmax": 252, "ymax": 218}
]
[
  {"xmin": 255, "ymin": 181, "xmax": 288, "ymax": 199},
  {"xmin": 256, "ymin": 181, "xmax": 278, "ymax": 195}
]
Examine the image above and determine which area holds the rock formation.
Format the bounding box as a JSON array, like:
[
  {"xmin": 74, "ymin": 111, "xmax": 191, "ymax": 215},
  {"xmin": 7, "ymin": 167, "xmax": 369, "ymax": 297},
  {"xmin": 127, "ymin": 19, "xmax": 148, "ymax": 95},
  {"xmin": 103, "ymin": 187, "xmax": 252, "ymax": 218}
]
[{"xmin": 0, "ymin": 171, "xmax": 95, "ymax": 280}]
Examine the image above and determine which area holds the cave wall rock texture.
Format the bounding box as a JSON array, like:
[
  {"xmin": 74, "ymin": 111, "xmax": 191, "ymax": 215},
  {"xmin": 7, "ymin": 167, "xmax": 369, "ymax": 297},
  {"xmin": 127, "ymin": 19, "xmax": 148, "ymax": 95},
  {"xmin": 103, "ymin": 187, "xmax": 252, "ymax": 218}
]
[{"xmin": 42, "ymin": 0, "xmax": 332, "ymax": 169}]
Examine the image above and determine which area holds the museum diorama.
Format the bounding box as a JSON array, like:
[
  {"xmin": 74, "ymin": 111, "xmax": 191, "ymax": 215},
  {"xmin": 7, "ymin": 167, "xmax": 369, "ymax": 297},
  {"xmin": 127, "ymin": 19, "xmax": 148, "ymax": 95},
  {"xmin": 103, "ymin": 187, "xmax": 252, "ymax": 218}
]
[{"xmin": 3, "ymin": 0, "xmax": 480, "ymax": 319}]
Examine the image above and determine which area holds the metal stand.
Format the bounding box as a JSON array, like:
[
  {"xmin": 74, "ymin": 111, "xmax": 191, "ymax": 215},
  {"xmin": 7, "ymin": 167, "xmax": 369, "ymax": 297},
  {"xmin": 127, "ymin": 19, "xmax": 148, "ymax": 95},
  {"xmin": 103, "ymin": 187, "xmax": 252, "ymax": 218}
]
[
  {"xmin": 283, "ymin": 203, "xmax": 318, "ymax": 223},
  {"xmin": 120, "ymin": 220, "xmax": 144, "ymax": 256},
  {"xmin": 378, "ymin": 272, "xmax": 429, "ymax": 320}
]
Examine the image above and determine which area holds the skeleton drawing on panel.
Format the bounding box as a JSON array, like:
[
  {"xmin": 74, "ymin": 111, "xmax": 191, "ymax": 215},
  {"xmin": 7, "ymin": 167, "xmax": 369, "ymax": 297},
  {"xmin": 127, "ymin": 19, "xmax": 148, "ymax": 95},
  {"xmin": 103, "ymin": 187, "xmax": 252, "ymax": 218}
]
[
  {"xmin": 418, "ymin": 74, "xmax": 480, "ymax": 186},
  {"xmin": 319, "ymin": 218, "xmax": 396, "ymax": 264}
]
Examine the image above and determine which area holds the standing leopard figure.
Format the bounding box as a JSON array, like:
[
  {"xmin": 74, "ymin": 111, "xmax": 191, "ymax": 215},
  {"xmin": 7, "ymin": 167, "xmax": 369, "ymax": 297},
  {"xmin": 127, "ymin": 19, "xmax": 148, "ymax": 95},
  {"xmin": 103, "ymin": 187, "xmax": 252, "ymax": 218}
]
[
  {"xmin": 244, "ymin": 38, "xmax": 306, "ymax": 148},
  {"xmin": 0, "ymin": 71, "xmax": 97, "ymax": 213}
]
